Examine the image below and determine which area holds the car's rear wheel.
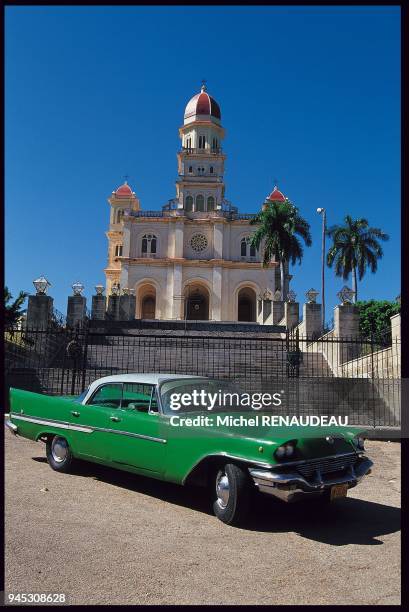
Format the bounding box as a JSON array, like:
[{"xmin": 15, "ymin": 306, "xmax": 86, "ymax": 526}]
[
  {"xmin": 46, "ymin": 435, "xmax": 75, "ymax": 473},
  {"xmin": 212, "ymin": 463, "xmax": 252, "ymax": 526}
]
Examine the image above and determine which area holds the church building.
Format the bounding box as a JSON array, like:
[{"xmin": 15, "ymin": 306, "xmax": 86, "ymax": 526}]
[{"xmin": 104, "ymin": 84, "xmax": 290, "ymax": 323}]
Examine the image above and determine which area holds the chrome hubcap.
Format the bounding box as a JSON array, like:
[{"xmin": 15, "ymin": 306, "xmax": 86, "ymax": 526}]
[
  {"xmin": 51, "ymin": 437, "xmax": 68, "ymax": 463},
  {"xmin": 216, "ymin": 470, "xmax": 230, "ymax": 509}
]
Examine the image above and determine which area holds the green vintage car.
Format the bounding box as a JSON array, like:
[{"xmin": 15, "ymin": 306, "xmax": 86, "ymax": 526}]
[{"xmin": 5, "ymin": 374, "xmax": 373, "ymax": 526}]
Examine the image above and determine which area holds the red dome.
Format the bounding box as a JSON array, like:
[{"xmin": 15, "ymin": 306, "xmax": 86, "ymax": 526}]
[
  {"xmin": 267, "ymin": 186, "xmax": 286, "ymax": 202},
  {"xmin": 184, "ymin": 85, "xmax": 221, "ymax": 121},
  {"xmin": 114, "ymin": 182, "xmax": 133, "ymax": 197}
]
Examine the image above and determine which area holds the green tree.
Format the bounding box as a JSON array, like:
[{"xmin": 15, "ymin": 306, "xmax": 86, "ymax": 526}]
[
  {"xmin": 4, "ymin": 286, "xmax": 28, "ymax": 328},
  {"xmin": 326, "ymin": 216, "xmax": 389, "ymax": 302},
  {"xmin": 250, "ymin": 200, "xmax": 312, "ymax": 300},
  {"xmin": 356, "ymin": 299, "xmax": 400, "ymax": 342}
]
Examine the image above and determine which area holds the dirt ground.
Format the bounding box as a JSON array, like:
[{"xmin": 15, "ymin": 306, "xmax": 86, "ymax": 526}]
[{"xmin": 4, "ymin": 434, "xmax": 400, "ymax": 605}]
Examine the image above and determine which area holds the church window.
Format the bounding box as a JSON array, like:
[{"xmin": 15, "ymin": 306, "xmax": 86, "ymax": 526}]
[
  {"xmin": 212, "ymin": 137, "xmax": 218, "ymax": 151},
  {"xmin": 186, "ymin": 137, "xmax": 192, "ymax": 150},
  {"xmin": 190, "ymin": 233, "xmax": 208, "ymax": 253},
  {"xmin": 188, "ymin": 166, "xmax": 193, "ymax": 174},
  {"xmin": 115, "ymin": 245, "xmax": 123, "ymax": 257},
  {"xmin": 198, "ymin": 135, "xmax": 205, "ymax": 149},
  {"xmin": 207, "ymin": 196, "xmax": 215, "ymax": 211},
  {"xmin": 241, "ymin": 236, "xmax": 257, "ymax": 258},
  {"xmin": 141, "ymin": 234, "xmax": 157, "ymax": 256},
  {"xmin": 116, "ymin": 209, "xmax": 124, "ymax": 224},
  {"xmin": 185, "ymin": 195, "xmax": 193, "ymax": 211},
  {"xmin": 196, "ymin": 194, "xmax": 205, "ymax": 212},
  {"xmin": 209, "ymin": 166, "xmax": 214, "ymax": 174}
]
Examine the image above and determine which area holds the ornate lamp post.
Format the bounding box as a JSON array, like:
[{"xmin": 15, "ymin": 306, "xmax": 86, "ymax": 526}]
[
  {"xmin": 287, "ymin": 290, "xmax": 297, "ymax": 303},
  {"xmin": 95, "ymin": 284, "xmax": 105, "ymax": 295},
  {"xmin": 317, "ymin": 207, "xmax": 326, "ymax": 332},
  {"xmin": 72, "ymin": 281, "xmax": 84, "ymax": 296},
  {"xmin": 33, "ymin": 275, "xmax": 51, "ymax": 295},
  {"xmin": 305, "ymin": 288, "xmax": 319, "ymax": 304},
  {"xmin": 111, "ymin": 283, "xmax": 120, "ymax": 296},
  {"xmin": 337, "ymin": 286, "xmax": 356, "ymax": 305}
]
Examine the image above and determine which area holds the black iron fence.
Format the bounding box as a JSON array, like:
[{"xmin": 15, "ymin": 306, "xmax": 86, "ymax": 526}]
[{"xmin": 4, "ymin": 325, "xmax": 401, "ymax": 428}]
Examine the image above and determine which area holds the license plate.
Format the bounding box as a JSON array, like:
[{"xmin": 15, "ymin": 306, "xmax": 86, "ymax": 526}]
[{"xmin": 330, "ymin": 483, "xmax": 348, "ymax": 500}]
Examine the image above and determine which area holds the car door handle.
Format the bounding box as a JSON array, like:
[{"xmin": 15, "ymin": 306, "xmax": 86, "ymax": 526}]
[
  {"xmin": 71, "ymin": 411, "xmax": 80, "ymax": 417},
  {"xmin": 110, "ymin": 416, "xmax": 121, "ymax": 422}
]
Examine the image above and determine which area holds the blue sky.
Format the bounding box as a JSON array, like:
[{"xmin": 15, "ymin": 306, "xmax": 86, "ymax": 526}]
[{"xmin": 5, "ymin": 6, "xmax": 400, "ymax": 324}]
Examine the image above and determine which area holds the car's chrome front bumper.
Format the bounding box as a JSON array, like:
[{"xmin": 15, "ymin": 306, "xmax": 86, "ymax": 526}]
[
  {"xmin": 4, "ymin": 413, "xmax": 18, "ymax": 435},
  {"xmin": 249, "ymin": 455, "xmax": 373, "ymax": 502}
]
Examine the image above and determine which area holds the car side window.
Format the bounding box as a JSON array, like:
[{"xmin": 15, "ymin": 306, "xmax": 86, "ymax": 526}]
[
  {"xmin": 122, "ymin": 383, "xmax": 156, "ymax": 413},
  {"xmin": 88, "ymin": 384, "xmax": 123, "ymax": 408}
]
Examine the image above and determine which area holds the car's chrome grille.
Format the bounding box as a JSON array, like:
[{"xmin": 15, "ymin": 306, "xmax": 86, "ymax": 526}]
[{"xmin": 296, "ymin": 453, "xmax": 358, "ymax": 478}]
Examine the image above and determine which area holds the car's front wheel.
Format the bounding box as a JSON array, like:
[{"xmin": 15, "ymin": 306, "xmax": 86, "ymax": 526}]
[
  {"xmin": 212, "ymin": 463, "xmax": 252, "ymax": 526},
  {"xmin": 46, "ymin": 435, "xmax": 75, "ymax": 473}
]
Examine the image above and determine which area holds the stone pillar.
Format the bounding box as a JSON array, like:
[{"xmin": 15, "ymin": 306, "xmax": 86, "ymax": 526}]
[
  {"xmin": 67, "ymin": 295, "xmax": 86, "ymax": 328},
  {"xmin": 107, "ymin": 295, "xmax": 120, "ymax": 320},
  {"xmin": 391, "ymin": 313, "xmax": 401, "ymax": 340},
  {"xmin": 119, "ymin": 294, "xmax": 136, "ymax": 321},
  {"xmin": 91, "ymin": 294, "xmax": 106, "ymax": 320},
  {"xmin": 262, "ymin": 299, "xmax": 273, "ymax": 324},
  {"xmin": 285, "ymin": 301, "xmax": 299, "ymax": 330},
  {"xmin": 212, "ymin": 266, "xmax": 222, "ymax": 321},
  {"xmin": 271, "ymin": 301, "xmax": 285, "ymax": 325},
  {"xmin": 172, "ymin": 264, "xmax": 183, "ymax": 319},
  {"xmin": 334, "ymin": 303, "xmax": 360, "ymax": 338},
  {"xmin": 213, "ymin": 222, "xmax": 224, "ymax": 259},
  {"xmin": 26, "ymin": 294, "xmax": 53, "ymax": 330},
  {"xmin": 174, "ymin": 220, "xmax": 184, "ymax": 258},
  {"xmin": 333, "ymin": 303, "xmax": 360, "ymax": 365},
  {"xmin": 390, "ymin": 313, "xmax": 401, "ymax": 378},
  {"xmin": 302, "ymin": 302, "xmax": 322, "ymax": 338}
]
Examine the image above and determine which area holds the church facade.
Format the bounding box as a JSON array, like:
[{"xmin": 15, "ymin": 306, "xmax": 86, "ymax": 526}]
[{"xmin": 104, "ymin": 84, "xmax": 289, "ymax": 323}]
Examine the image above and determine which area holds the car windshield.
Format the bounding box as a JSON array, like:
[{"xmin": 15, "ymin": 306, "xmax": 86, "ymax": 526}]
[
  {"xmin": 159, "ymin": 378, "xmax": 246, "ymax": 415},
  {"xmin": 72, "ymin": 388, "xmax": 89, "ymax": 403}
]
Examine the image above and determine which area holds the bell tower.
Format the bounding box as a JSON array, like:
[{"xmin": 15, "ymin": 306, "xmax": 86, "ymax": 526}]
[{"xmin": 175, "ymin": 83, "xmax": 226, "ymax": 213}]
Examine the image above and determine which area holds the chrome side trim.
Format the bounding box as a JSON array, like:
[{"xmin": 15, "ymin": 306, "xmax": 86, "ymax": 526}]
[
  {"xmin": 5, "ymin": 416, "xmax": 18, "ymax": 435},
  {"xmin": 90, "ymin": 426, "xmax": 166, "ymax": 444},
  {"xmin": 10, "ymin": 413, "xmax": 166, "ymax": 443},
  {"xmin": 11, "ymin": 414, "xmax": 94, "ymax": 433}
]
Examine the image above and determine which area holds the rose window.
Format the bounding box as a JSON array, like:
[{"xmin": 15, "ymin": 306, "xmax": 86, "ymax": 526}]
[{"xmin": 190, "ymin": 234, "xmax": 208, "ymax": 253}]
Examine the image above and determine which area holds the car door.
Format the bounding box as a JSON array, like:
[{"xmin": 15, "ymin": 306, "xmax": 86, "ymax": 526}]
[
  {"xmin": 107, "ymin": 382, "xmax": 167, "ymax": 474},
  {"xmin": 70, "ymin": 383, "xmax": 124, "ymax": 461}
]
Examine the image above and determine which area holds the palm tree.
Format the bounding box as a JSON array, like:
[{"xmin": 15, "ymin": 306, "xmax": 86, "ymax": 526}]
[
  {"xmin": 326, "ymin": 216, "xmax": 389, "ymax": 303},
  {"xmin": 4, "ymin": 286, "xmax": 28, "ymax": 328},
  {"xmin": 250, "ymin": 199, "xmax": 312, "ymax": 300}
]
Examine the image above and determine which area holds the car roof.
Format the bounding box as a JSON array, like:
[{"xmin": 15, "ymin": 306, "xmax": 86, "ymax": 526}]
[{"xmin": 89, "ymin": 373, "xmax": 207, "ymax": 387}]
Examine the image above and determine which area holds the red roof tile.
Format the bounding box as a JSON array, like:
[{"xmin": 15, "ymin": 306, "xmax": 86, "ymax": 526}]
[
  {"xmin": 267, "ymin": 187, "xmax": 286, "ymax": 202},
  {"xmin": 114, "ymin": 182, "xmax": 133, "ymax": 197},
  {"xmin": 184, "ymin": 88, "xmax": 221, "ymax": 120}
]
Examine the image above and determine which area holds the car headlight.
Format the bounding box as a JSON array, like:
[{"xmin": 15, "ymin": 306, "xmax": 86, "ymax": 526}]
[
  {"xmin": 275, "ymin": 442, "xmax": 295, "ymax": 460},
  {"xmin": 354, "ymin": 435, "xmax": 365, "ymax": 450}
]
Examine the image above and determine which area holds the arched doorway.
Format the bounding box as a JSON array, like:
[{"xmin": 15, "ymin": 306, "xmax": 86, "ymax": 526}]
[
  {"xmin": 141, "ymin": 296, "xmax": 155, "ymax": 319},
  {"xmin": 184, "ymin": 284, "xmax": 209, "ymax": 320},
  {"xmin": 237, "ymin": 287, "xmax": 256, "ymax": 322},
  {"xmin": 138, "ymin": 284, "xmax": 156, "ymax": 319}
]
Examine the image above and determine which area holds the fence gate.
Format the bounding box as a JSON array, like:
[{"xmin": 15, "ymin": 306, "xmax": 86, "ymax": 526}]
[{"xmin": 4, "ymin": 325, "xmax": 400, "ymax": 429}]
